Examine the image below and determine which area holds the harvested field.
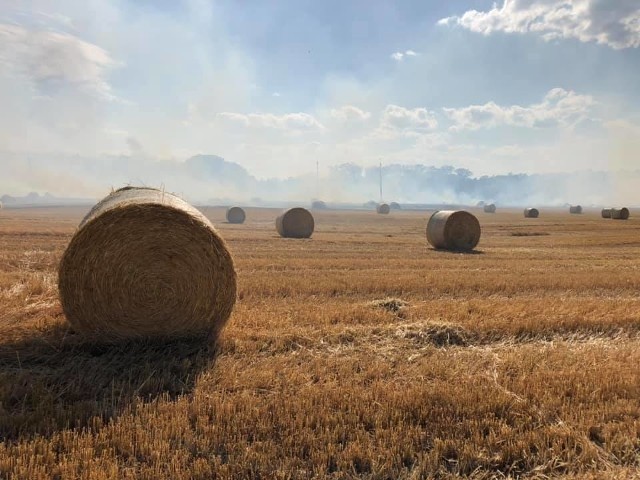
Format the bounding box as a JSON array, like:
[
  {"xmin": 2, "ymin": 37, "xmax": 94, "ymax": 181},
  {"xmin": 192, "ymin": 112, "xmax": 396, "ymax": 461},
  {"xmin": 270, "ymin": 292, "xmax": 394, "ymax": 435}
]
[{"xmin": 0, "ymin": 206, "xmax": 639, "ymax": 479}]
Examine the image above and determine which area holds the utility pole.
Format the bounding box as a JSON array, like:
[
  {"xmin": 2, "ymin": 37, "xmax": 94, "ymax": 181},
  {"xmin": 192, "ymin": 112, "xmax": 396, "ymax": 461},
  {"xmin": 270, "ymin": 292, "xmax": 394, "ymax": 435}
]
[
  {"xmin": 316, "ymin": 159, "xmax": 319, "ymax": 199},
  {"xmin": 379, "ymin": 161, "xmax": 383, "ymax": 202}
]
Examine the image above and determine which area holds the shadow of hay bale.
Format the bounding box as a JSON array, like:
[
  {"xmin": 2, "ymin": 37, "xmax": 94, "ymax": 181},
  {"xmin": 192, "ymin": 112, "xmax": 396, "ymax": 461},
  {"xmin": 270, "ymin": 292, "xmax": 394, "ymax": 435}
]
[{"xmin": 0, "ymin": 323, "xmax": 217, "ymax": 441}]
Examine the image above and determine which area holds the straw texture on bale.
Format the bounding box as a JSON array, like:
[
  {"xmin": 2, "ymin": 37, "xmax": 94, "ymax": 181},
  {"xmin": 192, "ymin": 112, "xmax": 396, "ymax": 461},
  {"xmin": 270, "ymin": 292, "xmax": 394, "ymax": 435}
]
[
  {"xmin": 426, "ymin": 210, "xmax": 481, "ymax": 252},
  {"xmin": 226, "ymin": 206, "xmax": 246, "ymax": 224},
  {"xmin": 569, "ymin": 205, "xmax": 582, "ymax": 214},
  {"xmin": 524, "ymin": 208, "xmax": 539, "ymax": 218},
  {"xmin": 275, "ymin": 207, "xmax": 314, "ymax": 238},
  {"xmin": 376, "ymin": 203, "xmax": 390, "ymax": 214},
  {"xmin": 611, "ymin": 207, "xmax": 629, "ymax": 220},
  {"xmin": 58, "ymin": 187, "xmax": 237, "ymax": 341},
  {"xmin": 483, "ymin": 203, "xmax": 496, "ymax": 213},
  {"xmin": 311, "ymin": 200, "xmax": 327, "ymax": 210},
  {"xmin": 601, "ymin": 208, "xmax": 612, "ymax": 218}
]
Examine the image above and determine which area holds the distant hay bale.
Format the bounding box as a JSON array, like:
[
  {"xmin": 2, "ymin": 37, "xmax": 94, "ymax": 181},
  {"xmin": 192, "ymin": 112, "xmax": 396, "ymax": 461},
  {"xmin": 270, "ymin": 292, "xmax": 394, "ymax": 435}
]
[
  {"xmin": 483, "ymin": 203, "xmax": 496, "ymax": 213},
  {"xmin": 376, "ymin": 203, "xmax": 390, "ymax": 214},
  {"xmin": 601, "ymin": 208, "xmax": 612, "ymax": 218},
  {"xmin": 569, "ymin": 205, "xmax": 582, "ymax": 214},
  {"xmin": 389, "ymin": 202, "xmax": 401, "ymax": 210},
  {"xmin": 276, "ymin": 207, "xmax": 314, "ymax": 238},
  {"xmin": 226, "ymin": 206, "xmax": 246, "ymax": 224},
  {"xmin": 58, "ymin": 186, "xmax": 237, "ymax": 341},
  {"xmin": 311, "ymin": 200, "xmax": 327, "ymax": 210},
  {"xmin": 426, "ymin": 210, "xmax": 481, "ymax": 252},
  {"xmin": 611, "ymin": 207, "xmax": 629, "ymax": 220},
  {"xmin": 524, "ymin": 208, "xmax": 539, "ymax": 218}
]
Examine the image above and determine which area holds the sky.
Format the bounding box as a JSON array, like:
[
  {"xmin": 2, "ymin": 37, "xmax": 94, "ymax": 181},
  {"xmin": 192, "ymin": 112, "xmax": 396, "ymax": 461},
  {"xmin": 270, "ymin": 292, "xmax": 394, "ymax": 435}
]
[{"xmin": 1, "ymin": 0, "xmax": 639, "ymax": 187}]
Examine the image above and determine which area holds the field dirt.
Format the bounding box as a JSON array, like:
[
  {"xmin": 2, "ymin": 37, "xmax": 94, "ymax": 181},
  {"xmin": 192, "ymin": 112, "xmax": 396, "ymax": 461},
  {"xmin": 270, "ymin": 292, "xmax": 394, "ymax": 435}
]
[{"xmin": 0, "ymin": 206, "xmax": 638, "ymax": 479}]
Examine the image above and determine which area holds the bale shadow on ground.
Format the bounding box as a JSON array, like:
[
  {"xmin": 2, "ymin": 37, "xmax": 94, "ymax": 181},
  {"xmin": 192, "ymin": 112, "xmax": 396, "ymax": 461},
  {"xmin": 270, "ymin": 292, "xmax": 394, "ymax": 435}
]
[
  {"xmin": 427, "ymin": 248, "xmax": 485, "ymax": 255},
  {"xmin": 0, "ymin": 323, "xmax": 218, "ymax": 441}
]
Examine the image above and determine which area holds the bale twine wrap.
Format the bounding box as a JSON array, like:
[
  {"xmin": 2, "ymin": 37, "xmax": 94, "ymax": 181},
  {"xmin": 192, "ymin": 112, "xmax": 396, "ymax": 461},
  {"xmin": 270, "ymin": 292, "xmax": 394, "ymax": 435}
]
[
  {"xmin": 524, "ymin": 208, "xmax": 539, "ymax": 218},
  {"xmin": 226, "ymin": 206, "xmax": 246, "ymax": 224},
  {"xmin": 601, "ymin": 208, "xmax": 612, "ymax": 218},
  {"xmin": 426, "ymin": 210, "xmax": 481, "ymax": 252},
  {"xmin": 275, "ymin": 207, "xmax": 314, "ymax": 238},
  {"xmin": 611, "ymin": 207, "xmax": 630, "ymax": 220},
  {"xmin": 58, "ymin": 187, "xmax": 237, "ymax": 341},
  {"xmin": 569, "ymin": 205, "xmax": 582, "ymax": 214},
  {"xmin": 483, "ymin": 203, "xmax": 496, "ymax": 213},
  {"xmin": 376, "ymin": 203, "xmax": 390, "ymax": 214}
]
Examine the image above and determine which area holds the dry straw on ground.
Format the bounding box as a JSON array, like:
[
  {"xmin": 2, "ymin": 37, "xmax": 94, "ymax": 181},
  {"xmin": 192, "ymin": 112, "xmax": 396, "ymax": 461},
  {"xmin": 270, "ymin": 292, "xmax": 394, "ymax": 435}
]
[
  {"xmin": 570, "ymin": 205, "xmax": 583, "ymax": 214},
  {"xmin": 524, "ymin": 207, "xmax": 539, "ymax": 218},
  {"xmin": 611, "ymin": 207, "xmax": 629, "ymax": 220},
  {"xmin": 275, "ymin": 207, "xmax": 314, "ymax": 238},
  {"xmin": 376, "ymin": 203, "xmax": 390, "ymax": 214},
  {"xmin": 426, "ymin": 210, "xmax": 481, "ymax": 252},
  {"xmin": 483, "ymin": 203, "xmax": 496, "ymax": 213},
  {"xmin": 226, "ymin": 206, "xmax": 246, "ymax": 224},
  {"xmin": 58, "ymin": 186, "xmax": 237, "ymax": 341}
]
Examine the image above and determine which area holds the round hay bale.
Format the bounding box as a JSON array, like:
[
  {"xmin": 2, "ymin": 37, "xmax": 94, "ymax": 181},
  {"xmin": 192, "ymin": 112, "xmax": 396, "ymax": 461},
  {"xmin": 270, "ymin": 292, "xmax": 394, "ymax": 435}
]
[
  {"xmin": 276, "ymin": 207, "xmax": 314, "ymax": 238},
  {"xmin": 524, "ymin": 208, "xmax": 539, "ymax": 218},
  {"xmin": 226, "ymin": 206, "xmax": 246, "ymax": 224},
  {"xmin": 376, "ymin": 203, "xmax": 390, "ymax": 214},
  {"xmin": 389, "ymin": 202, "xmax": 401, "ymax": 210},
  {"xmin": 569, "ymin": 205, "xmax": 582, "ymax": 214},
  {"xmin": 601, "ymin": 208, "xmax": 613, "ymax": 218},
  {"xmin": 611, "ymin": 207, "xmax": 629, "ymax": 220},
  {"xmin": 426, "ymin": 210, "xmax": 481, "ymax": 252},
  {"xmin": 58, "ymin": 187, "xmax": 237, "ymax": 341},
  {"xmin": 483, "ymin": 203, "xmax": 496, "ymax": 213},
  {"xmin": 311, "ymin": 200, "xmax": 327, "ymax": 210}
]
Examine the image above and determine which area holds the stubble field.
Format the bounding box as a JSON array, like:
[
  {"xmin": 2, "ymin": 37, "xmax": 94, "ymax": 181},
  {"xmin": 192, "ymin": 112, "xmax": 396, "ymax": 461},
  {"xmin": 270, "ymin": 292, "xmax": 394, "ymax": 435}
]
[{"xmin": 0, "ymin": 206, "xmax": 638, "ymax": 479}]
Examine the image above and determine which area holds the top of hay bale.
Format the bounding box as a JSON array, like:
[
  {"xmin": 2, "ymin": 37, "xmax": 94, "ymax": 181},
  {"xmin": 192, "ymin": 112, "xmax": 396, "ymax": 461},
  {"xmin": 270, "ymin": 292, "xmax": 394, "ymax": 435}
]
[
  {"xmin": 276, "ymin": 207, "xmax": 314, "ymax": 238},
  {"xmin": 59, "ymin": 186, "xmax": 237, "ymax": 341}
]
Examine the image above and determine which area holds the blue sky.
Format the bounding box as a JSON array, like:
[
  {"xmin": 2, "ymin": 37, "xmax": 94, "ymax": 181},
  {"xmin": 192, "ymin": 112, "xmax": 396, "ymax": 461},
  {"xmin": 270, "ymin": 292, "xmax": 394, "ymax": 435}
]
[{"xmin": 1, "ymin": 0, "xmax": 639, "ymax": 183}]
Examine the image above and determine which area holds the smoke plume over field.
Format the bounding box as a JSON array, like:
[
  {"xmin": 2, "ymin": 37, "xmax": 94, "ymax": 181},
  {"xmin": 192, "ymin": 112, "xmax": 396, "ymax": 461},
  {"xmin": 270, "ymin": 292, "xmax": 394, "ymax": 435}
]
[{"xmin": 1, "ymin": 152, "xmax": 637, "ymax": 207}]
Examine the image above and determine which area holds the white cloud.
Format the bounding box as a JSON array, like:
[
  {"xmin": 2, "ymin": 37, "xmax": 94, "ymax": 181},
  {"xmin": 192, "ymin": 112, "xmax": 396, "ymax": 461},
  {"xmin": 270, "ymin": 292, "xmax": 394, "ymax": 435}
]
[
  {"xmin": 381, "ymin": 104, "xmax": 438, "ymax": 131},
  {"xmin": 217, "ymin": 112, "xmax": 325, "ymax": 132},
  {"xmin": 390, "ymin": 49, "xmax": 419, "ymax": 61},
  {"xmin": 0, "ymin": 23, "xmax": 117, "ymax": 98},
  {"xmin": 443, "ymin": 88, "xmax": 595, "ymax": 131},
  {"xmin": 438, "ymin": 0, "xmax": 640, "ymax": 50},
  {"xmin": 330, "ymin": 105, "xmax": 371, "ymax": 122}
]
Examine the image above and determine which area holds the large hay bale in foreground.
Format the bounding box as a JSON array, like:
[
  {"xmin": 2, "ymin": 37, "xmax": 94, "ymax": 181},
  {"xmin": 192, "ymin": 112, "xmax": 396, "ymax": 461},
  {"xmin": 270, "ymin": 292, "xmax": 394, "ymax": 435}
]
[
  {"xmin": 58, "ymin": 187, "xmax": 237, "ymax": 341},
  {"xmin": 483, "ymin": 203, "xmax": 496, "ymax": 213},
  {"xmin": 276, "ymin": 207, "xmax": 314, "ymax": 238},
  {"xmin": 569, "ymin": 205, "xmax": 582, "ymax": 214},
  {"xmin": 524, "ymin": 208, "xmax": 539, "ymax": 218},
  {"xmin": 601, "ymin": 208, "xmax": 613, "ymax": 218},
  {"xmin": 426, "ymin": 210, "xmax": 481, "ymax": 252},
  {"xmin": 376, "ymin": 203, "xmax": 390, "ymax": 214},
  {"xmin": 611, "ymin": 207, "xmax": 629, "ymax": 220},
  {"xmin": 226, "ymin": 206, "xmax": 246, "ymax": 224}
]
